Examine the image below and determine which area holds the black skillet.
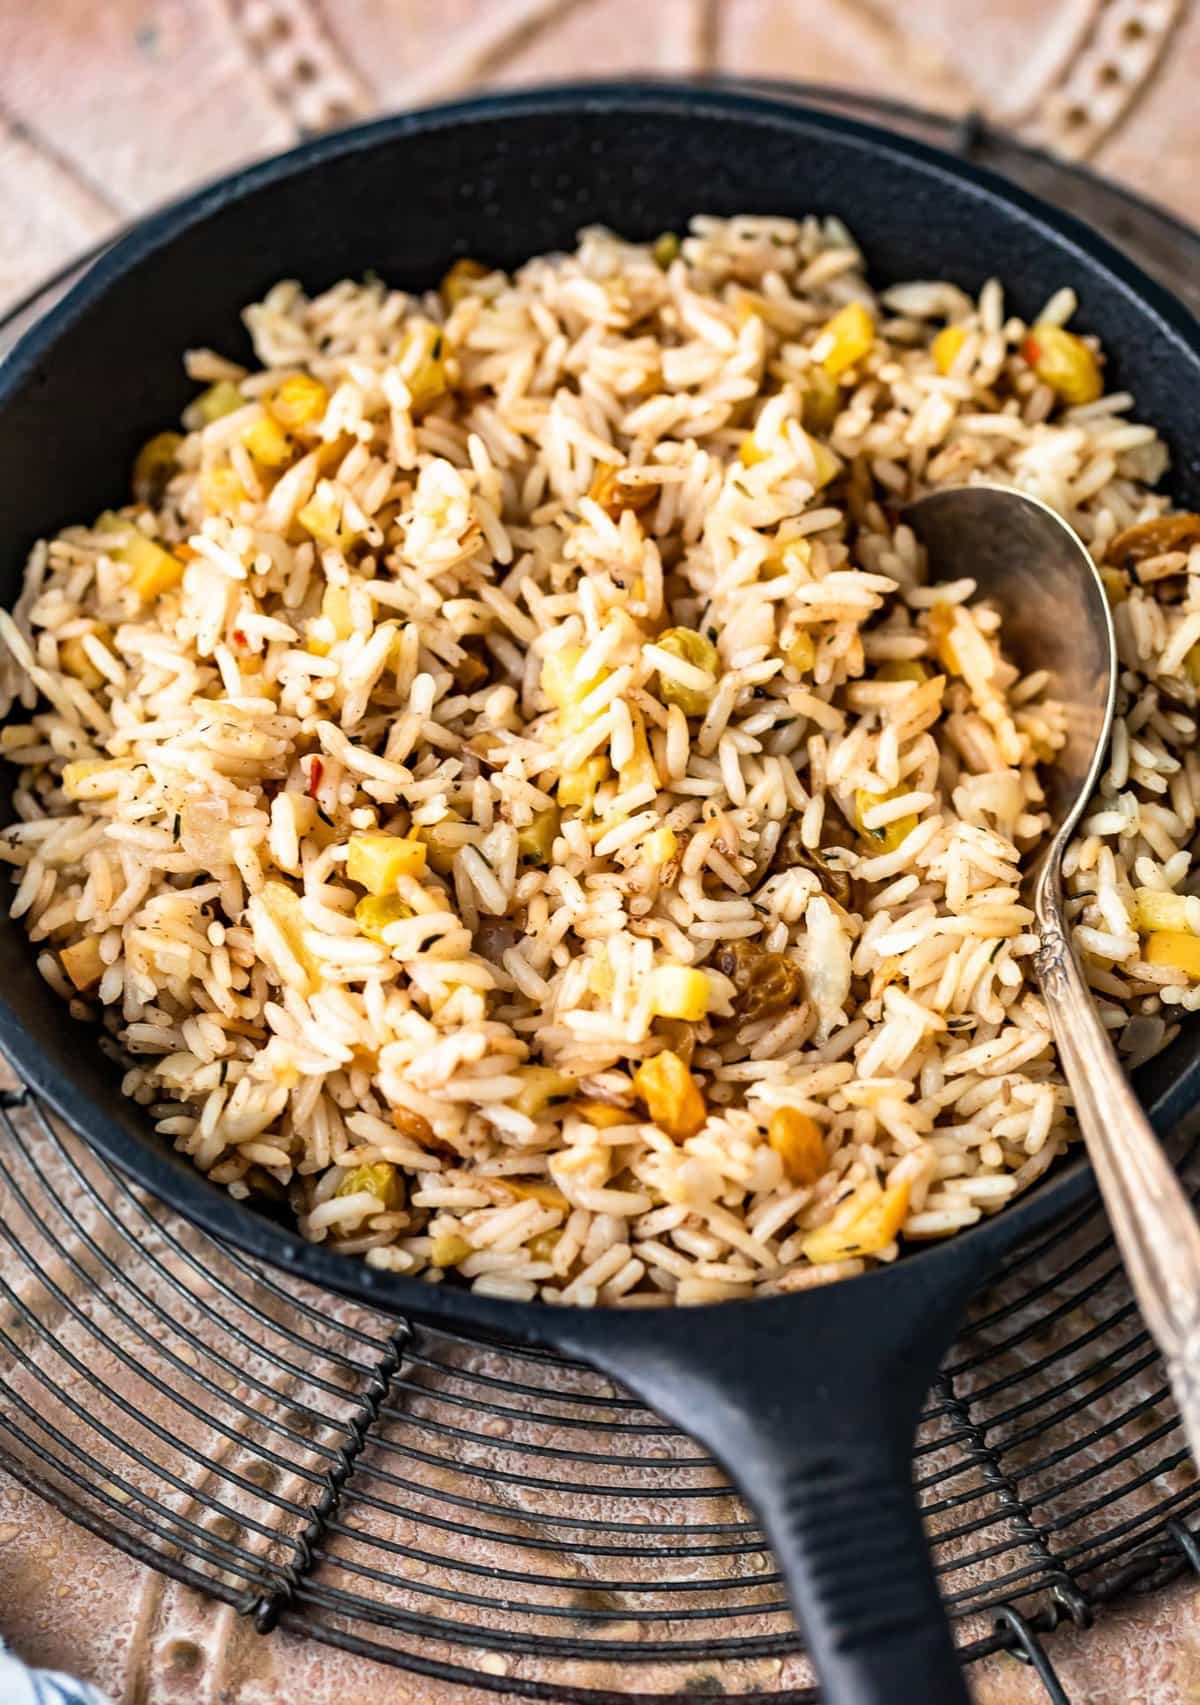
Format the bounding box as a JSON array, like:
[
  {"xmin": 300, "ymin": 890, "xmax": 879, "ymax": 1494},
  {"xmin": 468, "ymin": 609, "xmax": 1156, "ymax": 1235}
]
[{"xmin": 2, "ymin": 83, "xmax": 1200, "ymax": 1704}]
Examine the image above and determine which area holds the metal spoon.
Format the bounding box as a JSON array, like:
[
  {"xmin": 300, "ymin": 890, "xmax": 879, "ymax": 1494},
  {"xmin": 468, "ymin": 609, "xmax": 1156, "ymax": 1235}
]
[{"xmin": 908, "ymin": 483, "xmax": 1200, "ymax": 1460}]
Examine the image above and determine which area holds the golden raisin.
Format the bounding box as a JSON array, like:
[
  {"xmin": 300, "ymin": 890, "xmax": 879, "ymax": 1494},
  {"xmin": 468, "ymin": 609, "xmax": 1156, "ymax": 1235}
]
[
  {"xmin": 800, "ymin": 366, "xmax": 840, "ymax": 433},
  {"xmin": 588, "ymin": 464, "xmax": 657, "ymax": 519},
  {"xmin": 768, "ymin": 1107, "xmax": 826, "ymax": 1185},
  {"xmin": 1107, "ymin": 513, "xmax": 1200, "ymax": 570},
  {"xmin": 712, "ymin": 940, "xmax": 806, "ymax": 1021}
]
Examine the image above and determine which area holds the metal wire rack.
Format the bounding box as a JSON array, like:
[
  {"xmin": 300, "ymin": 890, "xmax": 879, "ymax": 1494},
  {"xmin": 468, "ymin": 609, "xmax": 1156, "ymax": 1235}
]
[
  {"xmin": 3, "ymin": 87, "xmax": 1200, "ymax": 1703},
  {"xmin": 3, "ymin": 1085, "xmax": 1200, "ymax": 1704}
]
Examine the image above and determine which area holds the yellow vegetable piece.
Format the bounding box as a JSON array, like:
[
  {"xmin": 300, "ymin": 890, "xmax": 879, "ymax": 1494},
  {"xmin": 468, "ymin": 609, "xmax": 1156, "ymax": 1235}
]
[
  {"xmin": 355, "ymin": 893, "xmax": 414, "ymax": 943},
  {"xmin": 241, "ymin": 413, "xmax": 292, "ymax": 468},
  {"xmin": 347, "ymin": 832, "xmax": 427, "ymax": 894},
  {"xmin": 928, "ymin": 601, "xmax": 961, "ymax": 675},
  {"xmin": 633, "ymin": 1049, "xmax": 706, "ymax": 1139},
  {"xmin": 325, "ymin": 582, "xmax": 361, "ymax": 635},
  {"xmin": 511, "ymin": 1065, "xmax": 575, "ymax": 1118},
  {"xmin": 413, "ymin": 815, "xmax": 462, "ymax": 877},
  {"xmin": 620, "ymin": 707, "xmax": 660, "ymax": 795},
  {"xmin": 802, "ymin": 1179, "xmax": 911, "ymax": 1263},
  {"xmin": 818, "ymin": 301, "xmax": 874, "ymax": 377},
  {"xmin": 541, "ymin": 646, "xmax": 605, "ymax": 716},
  {"xmin": 648, "ymin": 964, "xmax": 710, "ymax": 1022},
  {"xmin": 298, "ymin": 483, "xmax": 359, "ymax": 549},
  {"xmin": 573, "ymin": 1100, "xmax": 634, "ymax": 1128},
  {"xmin": 1142, "ymin": 930, "xmax": 1200, "ymax": 978},
  {"xmin": 787, "ymin": 632, "xmax": 816, "ymax": 674},
  {"xmin": 498, "ymin": 1178, "xmax": 569, "ymax": 1209},
  {"xmin": 931, "ymin": 325, "xmax": 968, "ymax": 375},
  {"xmin": 655, "ymin": 627, "xmax": 719, "ymax": 717},
  {"xmin": 62, "ymin": 758, "xmax": 129, "ymax": 799},
  {"xmin": 1134, "ymin": 890, "xmax": 1196, "ymax": 934},
  {"xmin": 259, "ymin": 880, "xmax": 319, "ymax": 988},
  {"xmin": 270, "ymin": 374, "xmax": 329, "ymax": 433},
  {"xmin": 59, "ymin": 630, "xmax": 110, "ymax": 691},
  {"xmin": 396, "ymin": 321, "xmax": 447, "ymax": 414},
  {"xmin": 517, "ymin": 807, "xmax": 560, "ymax": 865},
  {"xmin": 558, "ymin": 757, "xmax": 608, "ymax": 811},
  {"xmin": 877, "ymin": 659, "xmax": 929, "ymax": 685},
  {"xmin": 441, "ymin": 256, "xmax": 489, "ymax": 306},
  {"xmin": 112, "ymin": 532, "xmax": 183, "ymax": 603},
  {"xmin": 1022, "ymin": 324, "xmax": 1103, "ymax": 406},
  {"xmin": 132, "ymin": 432, "xmax": 183, "ymax": 504},
  {"xmin": 195, "ymin": 380, "xmax": 244, "ymax": 423},
  {"xmin": 644, "ymin": 826, "xmax": 677, "ymax": 866},
  {"xmin": 768, "ymin": 1107, "xmax": 827, "ymax": 1185},
  {"xmin": 200, "ymin": 465, "xmax": 247, "ymax": 513},
  {"xmin": 430, "ymin": 1230, "xmax": 473, "ymax": 1268},
  {"xmin": 542, "ymin": 644, "xmax": 615, "ymax": 799},
  {"xmin": 60, "ymin": 936, "xmax": 105, "ymax": 992},
  {"xmin": 307, "ymin": 582, "xmax": 358, "ymax": 655},
  {"xmin": 807, "ymin": 435, "xmax": 842, "ymax": 489},
  {"xmin": 1185, "ymin": 645, "xmax": 1200, "ymax": 689},
  {"xmin": 739, "ymin": 434, "xmax": 770, "ymax": 468},
  {"xmin": 587, "ymin": 953, "xmax": 615, "ymax": 1000},
  {"xmin": 651, "ymin": 232, "xmax": 680, "ymax": 269},
  {"xmin": 855, "ymin": 786, "xmax": 919, "ymax": 855},
  {"xmin": 336, "ymin": 1162, "xmax": 404, "ymax": 1210}
]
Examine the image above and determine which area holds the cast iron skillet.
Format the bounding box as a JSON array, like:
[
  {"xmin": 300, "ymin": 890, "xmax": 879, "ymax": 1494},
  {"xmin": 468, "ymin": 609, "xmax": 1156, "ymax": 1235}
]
[{"xmin": 2, "ymin": 82, "xmax": 1200, "ymax": 1704}]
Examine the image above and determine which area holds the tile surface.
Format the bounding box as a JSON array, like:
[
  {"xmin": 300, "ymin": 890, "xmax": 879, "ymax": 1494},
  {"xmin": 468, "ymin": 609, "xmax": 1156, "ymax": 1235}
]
[{"xmin": 0, "ymin": 1, "xmax": 1198, "ymax": 1701}]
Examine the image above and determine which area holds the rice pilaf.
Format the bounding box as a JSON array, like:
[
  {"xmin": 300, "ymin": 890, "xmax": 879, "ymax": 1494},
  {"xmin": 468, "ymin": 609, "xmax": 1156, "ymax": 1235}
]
[{"xmin": 1, "ymin": 215, "xmax": 1196, "ymax": 1306}]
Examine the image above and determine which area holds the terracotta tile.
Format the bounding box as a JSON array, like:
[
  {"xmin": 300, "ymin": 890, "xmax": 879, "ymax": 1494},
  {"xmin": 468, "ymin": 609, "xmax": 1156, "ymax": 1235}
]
[
  {"xmin": 0, "ymin": 0, "xmax": 293, "ymax": 214},
  {"xmin": 309, "ymin": 0, "xmax": 547, "ymax": 99},
  {"xmin": 0, "ymin": 122, "xmax": 116, "ymax": 311},
  {"xmin": 715, "ymin": 0, "xmax": 971, "ymax": 116},
  {"xmin": 1091, "ymin": 9, "xmax": 1200, "ymax": 228},
  {"xmin": 866, "ymin": 0, "xmax": 1094, "ymax": 119},
  {"xmin": 483, "ymin": 0, "xmax": 703, "ymax": 85}
]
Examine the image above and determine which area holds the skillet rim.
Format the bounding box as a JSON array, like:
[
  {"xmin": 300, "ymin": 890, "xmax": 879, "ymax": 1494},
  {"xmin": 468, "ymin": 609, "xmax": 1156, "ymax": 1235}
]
[{"xmin": 1, "ymin": 77, "xmax": 1198, "ymax": 1344}]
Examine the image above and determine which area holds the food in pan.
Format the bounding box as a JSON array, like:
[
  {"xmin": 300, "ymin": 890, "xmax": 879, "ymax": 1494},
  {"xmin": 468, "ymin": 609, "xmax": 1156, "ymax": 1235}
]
[{"xmin": 1, "ymin": 216, "xmax": 1195, "ymax": 1304}]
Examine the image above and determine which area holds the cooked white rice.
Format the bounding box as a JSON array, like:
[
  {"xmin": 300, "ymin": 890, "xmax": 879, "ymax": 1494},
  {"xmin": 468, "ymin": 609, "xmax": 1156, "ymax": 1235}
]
[{"xmin": 1, "ymin": 214, "xmax": 1196, "ymax": 1307}]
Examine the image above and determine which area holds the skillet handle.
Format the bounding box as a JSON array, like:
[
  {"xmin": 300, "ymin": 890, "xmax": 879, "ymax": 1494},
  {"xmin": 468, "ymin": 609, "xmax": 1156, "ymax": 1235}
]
[
  {"xmin": 736, "ymin": 1389, "xmax": 969, "ymax": 1704},
  {"xmin": 561, "ymin": 1255, "xmax": 982, "ymax": 1705}
]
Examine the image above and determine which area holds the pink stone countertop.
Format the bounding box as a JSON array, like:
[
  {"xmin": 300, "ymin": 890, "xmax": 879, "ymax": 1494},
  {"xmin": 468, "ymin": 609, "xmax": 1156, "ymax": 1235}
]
[{"xmin": 2, "ymin": 2, "xmax": 1200, "ymax": 1700}]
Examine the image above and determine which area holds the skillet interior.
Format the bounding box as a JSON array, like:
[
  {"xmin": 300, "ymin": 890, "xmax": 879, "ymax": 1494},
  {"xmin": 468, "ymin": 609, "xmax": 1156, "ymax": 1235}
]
[{"xmin": 2, "ymin": 81, "xmax": 1200, "ymax": 1343}]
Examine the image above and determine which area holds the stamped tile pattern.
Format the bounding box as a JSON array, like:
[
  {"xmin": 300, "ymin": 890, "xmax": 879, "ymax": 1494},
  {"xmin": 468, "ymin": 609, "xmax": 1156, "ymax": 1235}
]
[{"xmin": 0, "ymin": 1, "xmax": 1198, "ymax": 1701}]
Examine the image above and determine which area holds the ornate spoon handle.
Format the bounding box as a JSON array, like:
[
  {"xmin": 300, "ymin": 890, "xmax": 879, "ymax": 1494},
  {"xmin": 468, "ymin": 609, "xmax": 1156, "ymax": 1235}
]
[{"xmin": 1036, "ymin": 880, "xmax": 1200, "ymax": 1462}]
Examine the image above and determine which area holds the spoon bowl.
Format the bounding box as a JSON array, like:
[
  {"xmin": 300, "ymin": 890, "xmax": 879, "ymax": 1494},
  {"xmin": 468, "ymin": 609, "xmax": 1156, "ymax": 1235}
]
[{"xmin": 906, "ymin": 483, "xmax": 1116, "ymax": 857}]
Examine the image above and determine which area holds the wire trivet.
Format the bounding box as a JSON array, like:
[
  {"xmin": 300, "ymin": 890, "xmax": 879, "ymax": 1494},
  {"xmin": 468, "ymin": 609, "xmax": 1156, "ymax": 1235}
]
[
  {"xmin": 1, "ymin": 1085, "xmax": 1199, "ymax": 1704},
  {"xmin": 3, "ymin": 89, "xmax": 1200, "ymax": 1703}
]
